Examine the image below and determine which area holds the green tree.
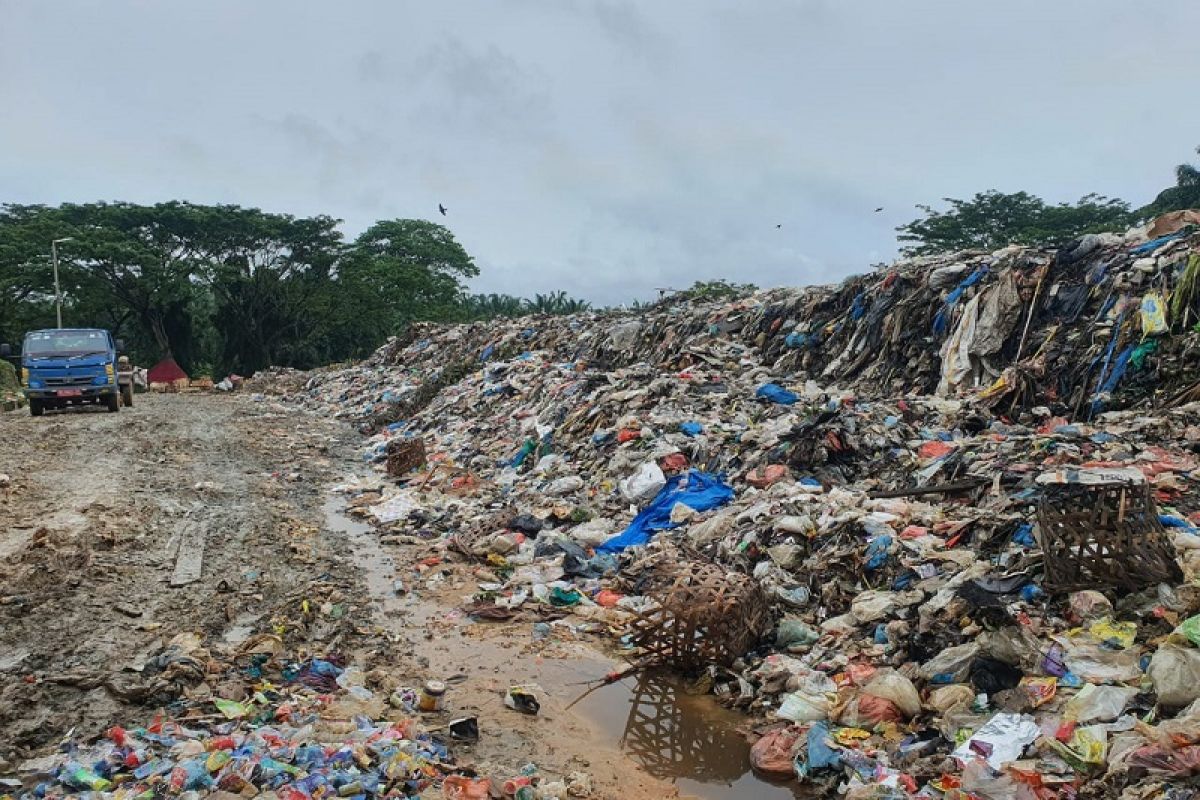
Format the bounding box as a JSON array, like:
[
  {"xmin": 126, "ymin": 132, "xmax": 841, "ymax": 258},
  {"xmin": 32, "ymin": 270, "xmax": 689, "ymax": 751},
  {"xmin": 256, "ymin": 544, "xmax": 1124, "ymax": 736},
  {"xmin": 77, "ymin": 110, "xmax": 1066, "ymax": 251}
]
[
  {"xmin": 199, "ymin": 209, "xmax": 344, "ymax": 374},
  {"xmin": 1143, "ymin": 146, "xmax": 1200, "ymax": 216},
  {"xmin": 681, "ymin": 279, "xmax": 758, "ymax": 301},
  {"xmin": 897, "ymin": 191, "xmax": 1133, "ymax": 256},
  {"xmin": 340, "ymin": 219, "xmax": 478, "ymax": 334}
]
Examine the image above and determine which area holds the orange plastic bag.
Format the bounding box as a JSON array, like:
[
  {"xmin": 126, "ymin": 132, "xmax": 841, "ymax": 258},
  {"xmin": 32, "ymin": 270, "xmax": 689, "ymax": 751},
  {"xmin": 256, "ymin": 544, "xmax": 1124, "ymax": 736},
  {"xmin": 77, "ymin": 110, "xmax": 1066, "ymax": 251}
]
[
  {"xmin": 750, "ymin": 728, "xmax": 801, "ymax": 778},
  {"xmin": 442, "ymin": 776, "xmax": 489, "ymax": 799}
]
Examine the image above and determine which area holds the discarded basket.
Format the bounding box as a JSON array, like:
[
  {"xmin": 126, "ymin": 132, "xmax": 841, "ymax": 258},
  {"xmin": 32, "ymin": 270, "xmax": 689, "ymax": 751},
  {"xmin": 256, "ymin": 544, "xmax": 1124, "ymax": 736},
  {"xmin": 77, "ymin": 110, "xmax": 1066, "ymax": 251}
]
[
  {"xmin": 386, "ymin": 437, "xmax": 427, "ymax": 477},
  {"xmin": 1037, "ymin": 480, "xmax": 1182, "ymax": 593},
  {"xmin": 630, "ymin": 561, "xmax": 770, "ymax": 671}
]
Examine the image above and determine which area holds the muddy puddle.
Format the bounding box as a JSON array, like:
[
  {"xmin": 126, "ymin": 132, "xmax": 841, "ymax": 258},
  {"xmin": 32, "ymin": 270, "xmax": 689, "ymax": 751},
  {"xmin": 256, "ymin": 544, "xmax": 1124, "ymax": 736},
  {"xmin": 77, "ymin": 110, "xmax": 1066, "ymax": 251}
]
[{"xmin": 324, "ymin": 495, "xmax": 806, "ymax": 800}]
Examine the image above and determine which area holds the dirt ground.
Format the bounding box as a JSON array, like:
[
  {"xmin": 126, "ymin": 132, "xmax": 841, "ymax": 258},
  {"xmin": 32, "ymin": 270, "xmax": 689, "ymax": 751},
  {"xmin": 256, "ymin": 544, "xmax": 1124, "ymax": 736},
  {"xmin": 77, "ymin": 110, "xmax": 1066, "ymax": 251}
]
[{"xmin": 0, "ymin": 394, "xmax": 681, "ymax": 799}]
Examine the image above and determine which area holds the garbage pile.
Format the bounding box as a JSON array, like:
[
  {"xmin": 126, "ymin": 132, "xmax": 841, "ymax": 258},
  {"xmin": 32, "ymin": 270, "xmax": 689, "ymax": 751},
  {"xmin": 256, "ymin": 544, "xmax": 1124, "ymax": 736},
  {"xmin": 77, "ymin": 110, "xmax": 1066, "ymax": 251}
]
[
  {"xmin": 264, "ymin": 214, "xmax": 1200, "ymax": 798},
  {"xmin": 281, "ymin": 214, "xmax": 1200, "ymax": 429},
  {"xmin": 3, "ymin": 627, "xmax": 581, "ymax": 800}
]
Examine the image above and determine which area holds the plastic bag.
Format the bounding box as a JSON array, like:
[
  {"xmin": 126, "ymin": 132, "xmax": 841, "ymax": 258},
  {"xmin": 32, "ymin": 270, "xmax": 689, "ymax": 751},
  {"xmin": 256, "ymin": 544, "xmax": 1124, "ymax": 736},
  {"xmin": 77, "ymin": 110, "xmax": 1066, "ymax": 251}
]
[
  {"xmin": 1140, "ymin": 291, "xmax": 1168, "ymax": 336},
  {"xmin": 777, "ymin": 691, "xmax": 831, "ymax": 723},
  {"xmin": 749, "ymin": 728, "xmax": 801, "ymax": 778},
  {"xmin": 776, "ymin": 618, "xmax": 820, "ymax": 648},
  {"xmin": 1088, "ymin": 617, "xmax": 1137, "ymax": 649},
  {"xmin": 1062, "ymin": 684, "xmax": 1138, "ymax": 723},
  {"xmin": 919, "ymin": 642, "xmax": 980, "ymax": 683},
  {"xmin": 1062, "ymin": 639, "xmax": 1143, "ymax": 683},
  {"xmin": 1125, "ymin": 744, "xmax": 1200, "ymax": 776},
  {"xmin": 1149, "ymin": 643, "xmax": 1200, "ymax": 708},
  {"xmin": 850, "ymin": 590, "xmax": 898, "ymax": 623},
  {"xmin": 1178, "ymin": 614, "xmax": 1200, "ymax": 647},
  {"xmin": 1017, "ymin": 676, "xmax": 1057, "ymax": 709},
  {"xmin": 960, "ymin": 759, "xmax": 1019, "ymax": 800},
  {"xmin": 1068, "ymin": 590, "xmax": 1113, "ymax": 622},
  {"xmin": 619, "ymin": 461, "xmax": 666, "ymax": 503},
  {"xmin": 755, "ymin": 383, "xmax": 798, "ymax": 405},
  {"xmin": 970, "ymin": 656, "xmax": 1022, "ymax": 695},
  {"xmin": 927, "ymin": 684, "xmax": 976, "ymax": 714},
  {"xmin": 837, "ymin": 693, "xmax": 902, "ymax": 726},
  {"xmin": 863, "ymin": 671, "xmax": 921, "ymax": 719},
  {"xmin": 1046, "ymin": 724, "xmax": 1108, "ymax": 770}
]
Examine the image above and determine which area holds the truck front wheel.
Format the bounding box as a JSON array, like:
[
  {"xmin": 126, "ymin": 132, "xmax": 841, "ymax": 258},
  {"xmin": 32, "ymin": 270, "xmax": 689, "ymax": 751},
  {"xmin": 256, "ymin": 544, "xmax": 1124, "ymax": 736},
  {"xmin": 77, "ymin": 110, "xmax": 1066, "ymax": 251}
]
[
  {"xmin": 105, "ymin": 393, "xmax": 120, "ymax": 413},
  {"xmin": 29, "ymin": 399, "xmax": 44, "ymax": 417}
]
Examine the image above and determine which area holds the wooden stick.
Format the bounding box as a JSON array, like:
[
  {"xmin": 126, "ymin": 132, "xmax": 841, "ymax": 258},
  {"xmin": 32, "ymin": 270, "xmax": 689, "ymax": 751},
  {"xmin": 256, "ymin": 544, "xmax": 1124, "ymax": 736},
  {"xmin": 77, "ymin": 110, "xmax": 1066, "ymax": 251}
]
[
  {"xmin": 1015, "ymin": 267, "xmax": 1048, "ymax": 362},
  {"xmin": 868, "ymin": 477, "xmax": 991, "ymax": 499}
]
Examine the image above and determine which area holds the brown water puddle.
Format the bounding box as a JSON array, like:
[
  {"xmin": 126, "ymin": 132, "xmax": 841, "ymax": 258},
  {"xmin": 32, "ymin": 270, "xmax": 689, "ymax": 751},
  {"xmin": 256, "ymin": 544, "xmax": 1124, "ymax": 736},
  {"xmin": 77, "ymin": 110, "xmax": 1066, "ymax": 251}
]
[{"xmin": 324, "ymin": 495, "xmax": 806, "ymax": 800}]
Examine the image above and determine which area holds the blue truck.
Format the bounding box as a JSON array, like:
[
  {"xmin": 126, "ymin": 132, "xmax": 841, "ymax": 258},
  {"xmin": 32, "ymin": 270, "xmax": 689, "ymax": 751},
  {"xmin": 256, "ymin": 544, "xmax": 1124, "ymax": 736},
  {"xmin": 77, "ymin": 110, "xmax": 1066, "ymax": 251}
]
[{"xmin": 0, "ymin": 328, "xmax": 129, "ymax": 417}]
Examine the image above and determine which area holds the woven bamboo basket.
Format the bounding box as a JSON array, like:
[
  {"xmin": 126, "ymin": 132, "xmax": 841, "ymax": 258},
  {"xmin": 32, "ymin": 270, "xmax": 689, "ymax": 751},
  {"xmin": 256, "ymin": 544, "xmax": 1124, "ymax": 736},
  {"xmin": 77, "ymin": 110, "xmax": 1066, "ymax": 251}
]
[
  {"xmin": 1037, "ymin": 480, "xmax": 1182, "ymax": 593},
  {"xmin": 630, "ymin": 561, "xmax": 770, "ymax": 671}
]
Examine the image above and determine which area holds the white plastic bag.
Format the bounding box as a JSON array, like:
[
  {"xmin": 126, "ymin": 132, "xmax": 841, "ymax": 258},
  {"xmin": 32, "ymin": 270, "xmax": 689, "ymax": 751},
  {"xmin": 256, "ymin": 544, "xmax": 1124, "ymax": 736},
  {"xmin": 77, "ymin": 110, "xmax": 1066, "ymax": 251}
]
[
  {"xmin": 1149, "ymin": 644, "xmax": 1200, "ymax": 708},
  {"xmin": 863, "ymin": 670, "xmax": 922, "ymax": 719},
  {"xmin": 1062, "ymin": 684, "xmax": 1138, "ymax": 723},
  {"xmin": 776, "ymin": 690, "xmax": 831, "ymax": 722},
  {"xmin": 620, "ymin": 461, "xmax": 666, "ymax": 503}
]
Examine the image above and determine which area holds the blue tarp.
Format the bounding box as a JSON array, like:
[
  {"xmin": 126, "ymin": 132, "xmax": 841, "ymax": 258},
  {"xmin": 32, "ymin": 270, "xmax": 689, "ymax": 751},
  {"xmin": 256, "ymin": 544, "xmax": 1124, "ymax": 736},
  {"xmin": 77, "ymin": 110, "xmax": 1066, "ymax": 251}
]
[
  {"xmin": 1091, "ymin": 343, "xmax": 1134, "ymax": 415},
  {"xmin": 1131, "ymin": 231, "xmax": 1187, "ymax": 255},
  {"xmin": 849, "ymin": 291, "xmax": 867, "ymax": 321},
  {"xmin": 933, "ymin": 265, "xmax": 989, "ymax": 335},
  {"xmin": 1012, "ymin": 523, "xmax": 1036, "ymax": 548},
  {"xmin": 756, "ymin": 383, "xmax": 798, "ymax": 405},
  {"xmin": 597, "ymin": 470, "xmax": 735, "ymax": 553},
  {"xmin": 679, "ymin": 421, "xmax": 703, "ymax": 437},
  {"xmin": 1160, "ymin": 515, "xmax": 1199, "ymax": 533}
]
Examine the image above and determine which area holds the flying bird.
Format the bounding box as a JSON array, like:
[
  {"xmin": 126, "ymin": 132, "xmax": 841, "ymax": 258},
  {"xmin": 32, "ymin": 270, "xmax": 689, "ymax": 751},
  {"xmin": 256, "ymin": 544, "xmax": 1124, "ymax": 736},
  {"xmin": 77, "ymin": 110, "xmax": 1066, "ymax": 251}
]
[
  {"xmin": 438, "ymin": 203, "xmax": 447, "ymax": 216},
  {"xmin": 874, "ymin": 207, "xmax": 884, "ymax": 213},
  {"xmin": 776, "ymin": 223, "xmax": 782, "ymax": 229}
]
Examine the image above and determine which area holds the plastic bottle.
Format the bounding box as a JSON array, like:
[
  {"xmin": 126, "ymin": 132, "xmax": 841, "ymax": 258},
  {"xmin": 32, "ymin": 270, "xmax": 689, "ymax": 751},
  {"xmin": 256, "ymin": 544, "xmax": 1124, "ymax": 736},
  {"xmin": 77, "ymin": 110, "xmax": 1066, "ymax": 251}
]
[{"xmin": 61, "ymin": 762, "xmax": 112, "ymax": 792}]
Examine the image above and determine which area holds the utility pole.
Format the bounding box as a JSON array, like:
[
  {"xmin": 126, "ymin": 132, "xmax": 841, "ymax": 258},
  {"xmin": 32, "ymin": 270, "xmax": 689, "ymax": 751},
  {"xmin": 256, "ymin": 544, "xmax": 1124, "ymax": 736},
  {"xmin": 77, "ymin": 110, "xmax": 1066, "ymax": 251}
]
[{"xmin": 51, "ymin": 237, "xmax": 73, "ymax": 328}]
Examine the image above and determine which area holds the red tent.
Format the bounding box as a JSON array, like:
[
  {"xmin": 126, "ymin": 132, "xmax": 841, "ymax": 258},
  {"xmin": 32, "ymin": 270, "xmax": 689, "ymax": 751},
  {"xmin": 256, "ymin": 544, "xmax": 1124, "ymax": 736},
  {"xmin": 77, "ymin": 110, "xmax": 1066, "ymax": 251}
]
[{"xmin": 147, "ymin": 358, "xmax": 188, "ymax": 384}]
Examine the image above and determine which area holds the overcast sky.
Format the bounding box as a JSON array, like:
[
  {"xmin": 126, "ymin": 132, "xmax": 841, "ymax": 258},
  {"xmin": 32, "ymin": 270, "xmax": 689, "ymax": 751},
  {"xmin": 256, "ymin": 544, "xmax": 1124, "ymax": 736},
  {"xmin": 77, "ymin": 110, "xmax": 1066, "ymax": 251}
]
[{"xmin": 2, "ymin": 1, "xmax": 1198, "ymax": 305}]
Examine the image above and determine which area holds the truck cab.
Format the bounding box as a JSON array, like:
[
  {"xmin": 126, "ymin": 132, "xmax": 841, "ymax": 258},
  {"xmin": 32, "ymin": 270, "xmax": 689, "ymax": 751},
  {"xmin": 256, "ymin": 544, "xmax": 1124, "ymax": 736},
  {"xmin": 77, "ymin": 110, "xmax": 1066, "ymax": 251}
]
[{"xmin": 3, "ymin": 328, "xmax": 124, "ymax": 416}]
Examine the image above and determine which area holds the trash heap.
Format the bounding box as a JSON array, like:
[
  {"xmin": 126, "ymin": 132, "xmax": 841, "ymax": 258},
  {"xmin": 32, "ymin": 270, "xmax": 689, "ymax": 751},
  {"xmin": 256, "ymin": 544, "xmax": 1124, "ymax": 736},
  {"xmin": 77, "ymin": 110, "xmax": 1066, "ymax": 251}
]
[
  {"xmin": 1, "ymin": 587, "xmax": 581, "ymax": 800},
  {"xmin": 267, "ymin": 214, "xmax": 1200, "ymax": 798}
]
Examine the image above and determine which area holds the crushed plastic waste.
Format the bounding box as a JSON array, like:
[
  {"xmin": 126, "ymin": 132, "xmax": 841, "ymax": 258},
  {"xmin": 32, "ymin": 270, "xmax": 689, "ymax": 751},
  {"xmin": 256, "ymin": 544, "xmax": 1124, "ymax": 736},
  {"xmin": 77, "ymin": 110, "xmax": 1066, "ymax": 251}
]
[
  {"xmin": 250, "ymin": 214, "xmax": 1200, "ymax": 798},
  {"xmin": 4, "ymin": 641, "xmax": 573, "ymax": 800}
]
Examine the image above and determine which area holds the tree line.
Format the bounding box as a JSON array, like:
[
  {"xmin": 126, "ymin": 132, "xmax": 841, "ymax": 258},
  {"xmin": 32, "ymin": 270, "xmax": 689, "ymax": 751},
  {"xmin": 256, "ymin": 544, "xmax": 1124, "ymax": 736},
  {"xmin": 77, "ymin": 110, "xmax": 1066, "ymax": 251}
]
[
  {"xmin": 896, "ymin": 145, "xmax": 1200, "ymax": 255},
  {"xmin": 0, "ymin": 202, "xmax": 591, "ymax": 377}
]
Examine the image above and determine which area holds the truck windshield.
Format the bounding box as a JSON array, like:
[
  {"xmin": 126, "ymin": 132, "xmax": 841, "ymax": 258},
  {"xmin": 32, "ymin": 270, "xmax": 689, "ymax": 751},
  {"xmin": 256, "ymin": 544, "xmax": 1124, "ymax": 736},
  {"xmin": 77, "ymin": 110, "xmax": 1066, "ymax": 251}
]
[{"xmin": 23, "ymin": 330, "xmax": 110, "ymax": 359}]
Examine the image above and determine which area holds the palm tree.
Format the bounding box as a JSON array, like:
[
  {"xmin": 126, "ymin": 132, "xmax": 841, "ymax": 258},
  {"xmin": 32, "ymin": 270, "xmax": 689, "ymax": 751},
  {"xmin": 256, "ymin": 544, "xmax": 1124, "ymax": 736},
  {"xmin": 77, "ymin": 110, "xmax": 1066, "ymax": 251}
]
[{"xmin": 1145, "ymin": 145, "xmax": 1200, "ymax": 216}]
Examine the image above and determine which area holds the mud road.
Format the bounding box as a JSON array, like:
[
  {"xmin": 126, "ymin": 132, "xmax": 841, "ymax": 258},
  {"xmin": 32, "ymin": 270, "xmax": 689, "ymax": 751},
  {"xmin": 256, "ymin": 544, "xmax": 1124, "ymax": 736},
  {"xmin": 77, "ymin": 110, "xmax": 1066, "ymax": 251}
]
[
  {"xmin": 0, "ymin": 395, "xmax": 362, "ymax": 764},
  {"xmin": 0, "ymin": 395, "xmax": 704, "ymax": 799}
]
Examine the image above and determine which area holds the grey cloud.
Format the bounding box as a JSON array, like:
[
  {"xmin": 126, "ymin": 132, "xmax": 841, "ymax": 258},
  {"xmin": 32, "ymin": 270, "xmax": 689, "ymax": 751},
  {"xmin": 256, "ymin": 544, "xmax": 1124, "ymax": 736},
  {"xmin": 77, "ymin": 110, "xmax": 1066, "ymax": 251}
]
[{"xmin": 2, "ymin": 0, "xmax": 1200, "ymax": 307}]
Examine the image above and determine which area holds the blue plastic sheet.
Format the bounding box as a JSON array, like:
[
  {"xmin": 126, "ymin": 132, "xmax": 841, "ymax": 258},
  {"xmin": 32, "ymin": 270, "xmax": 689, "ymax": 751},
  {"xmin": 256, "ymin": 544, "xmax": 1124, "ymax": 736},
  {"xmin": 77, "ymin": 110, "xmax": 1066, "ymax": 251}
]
[
  {"xmin": 785, "ymin": 331, "xmax": 809, "ymax": 348},
  {"xmin": 806, "ymin": 721, "xmax": 843, "ymax": 771},
  {"xmin": 933, "ymin": 265, "xmax": 989, "ymax": 335},
  {"xmin": 849, "ymin": 291, "xmax": 867, "ymax": 321},
  {"xmin": 1011, "ymin": 523, "xmax": 1036, "ymax": 548},
  {"xmin": 1091, "ymin": 344, "xmax": 1134, "ymax": 415},
  {"xmin": 679, "ymin": 421, "xmax": 703, "ymax": 437},
  {"xmin": 864, "ymin": 534, "xmax": 893, "ymax": 570},
  {"xmin": 1160, "ymin": 515, "xmax": 1199, "ymax": 534},
  {"xmin": 1131, "ymin": 230, "xmax": 1187, "ymax": 255},
  {"xmin": 756, "ymin": 383, "xmax": 798, "ymax": 405},
  {"xmin": 597, "ymin": 470, "xmax": 735, "ymax": 553}
]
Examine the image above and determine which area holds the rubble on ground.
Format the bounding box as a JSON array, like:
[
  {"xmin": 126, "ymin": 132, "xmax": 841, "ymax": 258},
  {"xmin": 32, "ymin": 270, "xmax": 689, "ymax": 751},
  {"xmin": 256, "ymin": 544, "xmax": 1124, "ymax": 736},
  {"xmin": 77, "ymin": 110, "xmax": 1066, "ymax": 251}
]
[{"xmin": 251, "ymin": 217, "xmax": 1200, "ymax": 798}]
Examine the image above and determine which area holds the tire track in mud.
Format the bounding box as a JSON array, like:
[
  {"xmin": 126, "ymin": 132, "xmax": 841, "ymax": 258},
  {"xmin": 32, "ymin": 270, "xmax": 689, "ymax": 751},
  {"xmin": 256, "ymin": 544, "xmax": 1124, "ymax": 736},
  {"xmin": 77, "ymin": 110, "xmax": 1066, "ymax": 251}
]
[{"xmin": 0, "ymin": 395, "xmax": 359, "ymax": 768}]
